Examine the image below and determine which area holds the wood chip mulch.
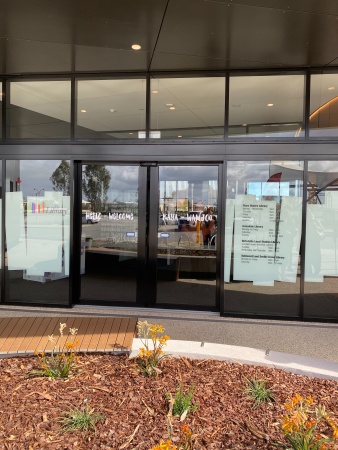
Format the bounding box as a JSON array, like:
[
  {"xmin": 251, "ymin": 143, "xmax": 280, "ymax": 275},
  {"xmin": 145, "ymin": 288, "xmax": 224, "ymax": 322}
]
[{"xmin": 0, "ymin": 354, "xmax": 337, "ymax": 449}]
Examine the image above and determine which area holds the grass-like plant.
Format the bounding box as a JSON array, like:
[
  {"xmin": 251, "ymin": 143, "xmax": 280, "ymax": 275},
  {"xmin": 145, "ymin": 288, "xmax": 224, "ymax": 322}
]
[
  {"xmin": 136, "ymin": 320, "xmax": 170, "ymax": 377},
  {"xmin": 29, "ymin": 323, "xmax": 79, "ymax": 378},
  {"xmin": 243, "ymin": 375, "xmax": 275, "ymax": 408},
  {"xmin": 168, "ymin": 384, "xmax": 198, "ymax": 419},
  {"xmin": 279, "ymin": 394, "xmax": 338, "ymax": 449},
  {"xmin": 60, "ymin": 402, "xmax": 104, "ymax": 433}
]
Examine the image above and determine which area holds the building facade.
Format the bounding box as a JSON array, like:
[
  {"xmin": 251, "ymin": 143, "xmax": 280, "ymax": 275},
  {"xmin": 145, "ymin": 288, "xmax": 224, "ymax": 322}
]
[{"xmin": 1, "ymin": 0, "xmax": 338, "ymax": 321}]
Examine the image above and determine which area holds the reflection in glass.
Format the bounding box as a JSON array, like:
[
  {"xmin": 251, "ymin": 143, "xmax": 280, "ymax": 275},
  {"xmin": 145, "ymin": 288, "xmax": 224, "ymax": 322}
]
[
  {"xmin": 157, "ymin": 166, "xmax": 218, "ymax": 308},
  {"xmin": 75, "ymin": 79, "xmax": 146, "ymax": 139},
  {"xmin": 80, "ymin": 165, "xmax": 138, "ymax": 302},
  {"xmin": 224, "ymin": 161, "xmax": 304, "ymax": 317},
  {"xmin": 304, "ymin": 161, "xmax": 338, "ymax": 319},
  {"xmin": 5, "ymin": 160, "xmax": 71, "ymax": 304},
  {"xmin": 310, "ymin": 74, "xmax": 338, "ymax": 137},
  {"xmin": 8, "ymin": 81, "xmax": 71, "ymax": 139},
  {"xmin": 150, "ymin": 77, "xmax": 225, "ymax": 139},
  {"xmin": 229, "ymin": 75, "xmax": 305, "ymax": 138}
]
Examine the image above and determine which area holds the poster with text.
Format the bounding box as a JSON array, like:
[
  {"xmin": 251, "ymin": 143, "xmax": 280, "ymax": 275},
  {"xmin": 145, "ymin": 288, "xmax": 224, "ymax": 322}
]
[{"xmin": 233, "ymin": 197, "xmax": 276, "ymax": 285}]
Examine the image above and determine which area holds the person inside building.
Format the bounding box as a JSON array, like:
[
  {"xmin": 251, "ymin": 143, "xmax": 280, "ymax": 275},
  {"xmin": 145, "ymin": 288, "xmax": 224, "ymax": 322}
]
[{"xmin": 201, "ymin": 207, "xmax": 215, "ymax": 246}]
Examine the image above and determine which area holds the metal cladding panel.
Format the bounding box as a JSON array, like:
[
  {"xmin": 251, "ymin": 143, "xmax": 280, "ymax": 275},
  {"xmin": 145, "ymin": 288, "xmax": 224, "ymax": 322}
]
[
  {"xmin": 0, "ymin": 0, "xmax": 337, "ymax": 73},
  {"xmin": 155, "ymin": 0, "xmax": 338, "ymax": 69}
]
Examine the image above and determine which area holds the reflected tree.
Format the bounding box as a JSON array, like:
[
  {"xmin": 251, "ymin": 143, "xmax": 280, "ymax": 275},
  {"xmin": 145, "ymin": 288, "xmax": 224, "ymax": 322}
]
[
  {"xmin": 50, "ymin": 160, "xmax": 71, "ymax": 195},
  {"xmin": 82, "ymin": 165, "xmax": 111, "ymax": 212}
]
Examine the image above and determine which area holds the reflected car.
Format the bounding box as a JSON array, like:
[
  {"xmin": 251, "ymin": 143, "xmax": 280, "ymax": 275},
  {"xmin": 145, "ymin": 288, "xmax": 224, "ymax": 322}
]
[
  {"xmin": 178, "ymin": 211, "xmax": 202, "ymax": 231},
  {"xmin": 82, "ymin": 213, "xmax": 100, "ymax": 224}
]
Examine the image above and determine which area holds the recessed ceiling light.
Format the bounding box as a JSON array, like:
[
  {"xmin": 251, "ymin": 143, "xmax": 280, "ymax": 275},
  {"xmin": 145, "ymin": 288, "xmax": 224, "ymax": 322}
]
[
  {"xmin": 80, "ymin": 109, "xmax": 87, "ymax": 113},
  {"xmin": 129, "ymin": 132, "xmax": 133, "ymax": 135},
  {"xmin": 109, "ymin": 109, "xmax": 115, "ymax": 113},
  {"xmin": 328, "ymin": 86, "xmax": 335, "ymax": 90},
  {"xmin": 152, "ymin": 90, "xmax": 159, "ymax": 94},
  {"xmin": 178, "ymin": 135, "xmax": 182, "ymax": 138},
  {"xmin": 169, "ymin": 106, "xmax": 176, "ymax": 110},
  {"xmin": 166, "ymin": 103, "xmax": 174, "ymax": 107},
  {"xmin": 267, "ymin": 103, "xmax": 274, "ymax": 107},
  {"xmin": 131, "ymin": 44, "xmax": 141, "ymax": 50}
]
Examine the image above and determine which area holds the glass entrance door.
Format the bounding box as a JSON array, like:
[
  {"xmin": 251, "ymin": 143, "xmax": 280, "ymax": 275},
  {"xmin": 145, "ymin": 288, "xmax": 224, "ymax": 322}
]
[
  {"xmin": 79, "ymin": 164, "xmax": 139, "ymax": 303},
  {"xmin": 156, "ymin": 166, "xmax": 219, "ymax": 309},
  {"xmin": 77, "ymin": 163, "xmax": 219, "ymax": 310}
]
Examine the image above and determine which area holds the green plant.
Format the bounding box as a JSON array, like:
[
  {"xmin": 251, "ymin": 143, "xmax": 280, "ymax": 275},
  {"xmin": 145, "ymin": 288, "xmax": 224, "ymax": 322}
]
[
  {"xmin": 243, "ymin": 375, "xmax": 275, "ymax": 408},
  {"xmin": 29, "ymin": 323, "xmax": 79, "ymax": 378},
  {"xmin": 136, "ymin": 320, "xmax": 170, "ymax": 377},
  {"xmin": 60, "ymin": 401, "xmax": 104, "ymax": 433},
  {"xmin": 278, "ymin": 394, "xmax": 338, "ymax": 449},
  {"xmin": 167, "ymin": 384, "xmax": 198, "ymax": 419}
]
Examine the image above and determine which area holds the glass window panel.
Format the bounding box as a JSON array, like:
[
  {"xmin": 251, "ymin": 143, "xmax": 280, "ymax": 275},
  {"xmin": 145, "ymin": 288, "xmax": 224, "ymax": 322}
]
[
  {"xmin": 5, "ymin": 160, "xmax": 71, "ymax": 304},
  {"xmin": 224, "ymin": 160, "xmax": 304, "ymax": 317},
  {"xmin": 157, "ymin": 166, "xmax": 218, "ymax": 308},
  {"xmin": 80, "ymin": 164, "xmax": 139, "ymax": 302},
  {"xmin": 229, "ymin": 75, "xmax": 305, "ymax": 138},
  {"xmin": 150, "ymin": 77, "xmax": 225, "ymax": 139},
  {"xmin": 310, "ymin": 74, "xmax": 338, "ymax": 137},
  {"xmin": 75, "ymin": 79, "xmax": 146, "ymax": 139},
  {"xmin": 304, "ymin": 161, "xmax": 338, "ymax": 319},
  {"xmin": 8, "ymin": 81, "xmax": 71, "ymax": 139}
]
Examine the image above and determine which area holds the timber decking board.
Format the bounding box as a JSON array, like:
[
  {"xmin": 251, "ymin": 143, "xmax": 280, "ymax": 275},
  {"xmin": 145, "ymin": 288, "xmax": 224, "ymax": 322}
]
[{"xmin": 0, "ymin": 317, "xmax": 137, "ymax": 355}]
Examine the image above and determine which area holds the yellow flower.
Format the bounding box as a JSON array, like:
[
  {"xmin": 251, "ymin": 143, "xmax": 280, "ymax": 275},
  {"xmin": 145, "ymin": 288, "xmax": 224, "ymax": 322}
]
[
  {"xmin": 182, "ymin": 424, "xmax": 192, "ymax": 436},
  {"xmin": 65, "ymin": 341, "xmax": 75, "ymax": 350}
]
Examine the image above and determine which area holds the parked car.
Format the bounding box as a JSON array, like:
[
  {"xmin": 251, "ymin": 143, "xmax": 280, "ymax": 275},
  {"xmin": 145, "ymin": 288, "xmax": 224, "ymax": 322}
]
[{"xmin": 82, "ymin": 212, "xmax": 100, "ymax": 224}]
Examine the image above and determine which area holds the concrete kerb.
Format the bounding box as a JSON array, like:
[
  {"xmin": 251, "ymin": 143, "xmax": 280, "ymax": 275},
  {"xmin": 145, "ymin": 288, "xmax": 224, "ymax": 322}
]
[{"xmin": 130, "ymin": 338, "xmax": 338, "ymax": 381}]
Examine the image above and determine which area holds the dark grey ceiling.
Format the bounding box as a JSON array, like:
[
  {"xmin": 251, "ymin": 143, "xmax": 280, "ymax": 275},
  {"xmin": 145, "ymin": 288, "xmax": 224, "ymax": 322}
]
[{"xmin": 1, "ymin": 0, "xmax": 338, "ymax": 75}]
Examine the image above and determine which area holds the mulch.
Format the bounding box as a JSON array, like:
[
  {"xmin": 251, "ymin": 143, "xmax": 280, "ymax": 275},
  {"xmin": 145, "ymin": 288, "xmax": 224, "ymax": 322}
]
[{"xmin": 0, "ymin": 354, "xmax": 337, "ymax": 449}]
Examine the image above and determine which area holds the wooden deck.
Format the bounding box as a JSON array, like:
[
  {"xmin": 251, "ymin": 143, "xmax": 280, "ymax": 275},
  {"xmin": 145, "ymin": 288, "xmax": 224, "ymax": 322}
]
[{"xmin": 0, "ymin": 316, "xmax": 137, "ymax": 356}]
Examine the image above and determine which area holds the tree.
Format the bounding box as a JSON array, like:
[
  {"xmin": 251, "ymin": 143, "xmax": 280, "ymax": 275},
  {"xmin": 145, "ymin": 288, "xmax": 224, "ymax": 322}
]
[
  {"xmin": 50, "ymin": 160, "xmax": 71, "ymax": 195},
  {"xmin": 82, "ymin": 165, "xmax": 111, "ymax": 212}
]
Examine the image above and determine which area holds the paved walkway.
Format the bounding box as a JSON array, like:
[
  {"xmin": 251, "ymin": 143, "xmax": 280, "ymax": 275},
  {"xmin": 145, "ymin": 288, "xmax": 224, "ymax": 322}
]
[{"xmin": 1, "ymin": 305, "xmax": 337, "ymax": 380}]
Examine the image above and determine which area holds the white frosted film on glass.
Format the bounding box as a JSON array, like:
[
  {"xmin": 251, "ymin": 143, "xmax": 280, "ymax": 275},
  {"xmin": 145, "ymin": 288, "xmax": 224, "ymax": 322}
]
[
  {"xmin": 233, "ymin": 196, "xmax": 276, "ymax": 285},
  {"xmin": 6, "ymin": 192, "xmax": 27, "ymax": 270},
  {"xmin": 63, "ymin": 196, "xmax": 70, "ymax": 276},
  {"xmin": 224, "ymin": 199, "xmax": 235, "ymax": 282},
  {"xmin": 305, "ymin": 204, "xmax": 324, "ymax": 282},
  {"xmin": 0, "ymin": 200, "xmax": 2, "ymax": 269},
  {"xmin": 26, "ymin": 192, "xmax": 63, "ymax": 276},
  {"xmin": 275, "ymin": 196, "xmax": 302, "ymax": 283},
  {"xmin": 305, "ymin": 192, "xmax": 338, "ymax": 282}
]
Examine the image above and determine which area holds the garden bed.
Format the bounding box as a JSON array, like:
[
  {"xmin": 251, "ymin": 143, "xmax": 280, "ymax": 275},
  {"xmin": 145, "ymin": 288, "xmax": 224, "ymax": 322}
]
[{"xmin": 0, "ymin": 354, "xmax": 337, "ymax": 449}]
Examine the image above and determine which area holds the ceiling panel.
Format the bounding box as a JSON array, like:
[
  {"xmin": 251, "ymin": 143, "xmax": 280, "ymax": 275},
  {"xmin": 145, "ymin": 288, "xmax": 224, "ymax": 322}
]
[
  {"xmin": 0, "ymin": 0, "xmax": 337, "ymax": 74},
  {"xmin": 5, "ymin": 39, "xmax": 72, "ymax": 74},
  {"xmin": 155, "ymin": 0, "xmax": 338, "ymax": 69},
  {"xmin": 150, "ymin": 53, "xmax": 278, "ymax": 71},
  {"xmin": 73, "ymin": 0, "xmax": 167, "ymax": 50},
  {"xmin": 229, "ymin": 0, "xmax": 338, "ymax": 16},
  {"xmin": 75, "ymin": 45, "xmax": 151, "ymax": 72}
]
